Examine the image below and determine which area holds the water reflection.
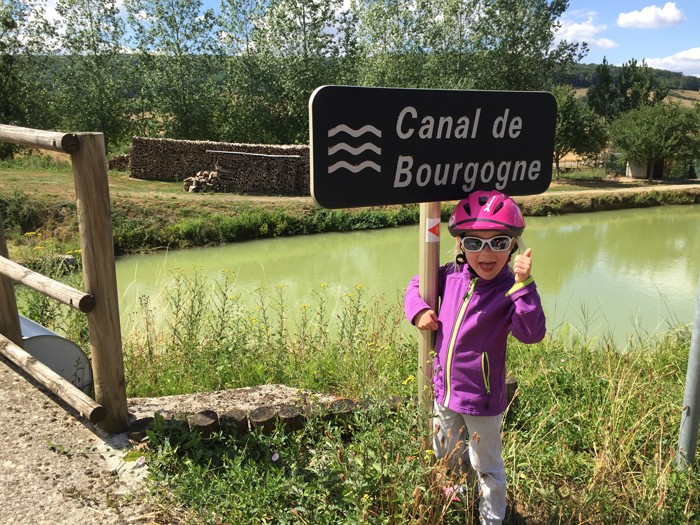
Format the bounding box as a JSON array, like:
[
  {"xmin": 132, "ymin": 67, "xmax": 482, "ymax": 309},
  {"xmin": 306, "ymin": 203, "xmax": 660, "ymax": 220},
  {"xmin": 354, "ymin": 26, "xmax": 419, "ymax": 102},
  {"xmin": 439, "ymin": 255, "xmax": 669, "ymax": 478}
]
[
  {"xmin": 525, "ymin": 206, "xmax": 700, "ymax": 345},
  {"xmin": 115, "ymin": 205, "xmax": 700, "ymax": 348}
]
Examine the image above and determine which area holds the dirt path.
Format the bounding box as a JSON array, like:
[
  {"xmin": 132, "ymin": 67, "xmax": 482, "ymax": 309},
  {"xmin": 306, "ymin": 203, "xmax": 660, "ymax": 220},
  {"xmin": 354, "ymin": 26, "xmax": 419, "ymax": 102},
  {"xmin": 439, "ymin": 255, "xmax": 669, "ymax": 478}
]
[{"xmin": 0, "ymin": 357, "xmax": 151, "ymax": 525}]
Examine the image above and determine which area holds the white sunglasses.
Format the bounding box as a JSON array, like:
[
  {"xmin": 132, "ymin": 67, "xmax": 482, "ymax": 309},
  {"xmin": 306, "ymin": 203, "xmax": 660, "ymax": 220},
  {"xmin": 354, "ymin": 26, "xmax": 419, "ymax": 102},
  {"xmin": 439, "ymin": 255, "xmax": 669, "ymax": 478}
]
[{"xmin": 459, "ymin": 235, "xmax": 514, "ymax": 252}]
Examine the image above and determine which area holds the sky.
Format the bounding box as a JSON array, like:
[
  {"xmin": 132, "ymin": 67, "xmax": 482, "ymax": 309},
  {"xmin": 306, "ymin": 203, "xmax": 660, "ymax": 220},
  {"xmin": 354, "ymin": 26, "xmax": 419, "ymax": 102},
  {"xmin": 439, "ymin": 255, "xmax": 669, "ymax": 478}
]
[{"xmin": 556, "ymin": 1, "xmax": 700, "ymax": 76}]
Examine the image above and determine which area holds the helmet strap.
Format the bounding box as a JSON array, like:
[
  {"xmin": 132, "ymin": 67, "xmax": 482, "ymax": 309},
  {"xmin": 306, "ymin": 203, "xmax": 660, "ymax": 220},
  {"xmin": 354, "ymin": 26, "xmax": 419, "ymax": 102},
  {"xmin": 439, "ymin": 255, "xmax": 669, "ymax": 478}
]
[{"xmin": 456, "ymin": 252, "xmax": 467, "ymax": 265}]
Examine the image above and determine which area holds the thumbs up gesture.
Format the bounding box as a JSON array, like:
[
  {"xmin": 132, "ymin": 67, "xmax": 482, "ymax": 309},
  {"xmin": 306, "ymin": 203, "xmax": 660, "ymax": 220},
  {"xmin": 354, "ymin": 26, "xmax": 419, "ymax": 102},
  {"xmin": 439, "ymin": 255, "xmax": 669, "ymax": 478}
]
[{"xmin": 513, "ymin": 248, "xmax": 533, "ymax": 283}]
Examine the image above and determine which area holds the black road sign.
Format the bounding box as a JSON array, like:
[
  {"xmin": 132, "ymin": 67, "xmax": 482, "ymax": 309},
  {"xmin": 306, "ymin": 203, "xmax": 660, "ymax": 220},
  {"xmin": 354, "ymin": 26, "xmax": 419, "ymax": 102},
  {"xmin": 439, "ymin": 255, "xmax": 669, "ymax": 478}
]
[{"xmin": 309, "ymin": 85, "xmax": 557, "ymax": 209}]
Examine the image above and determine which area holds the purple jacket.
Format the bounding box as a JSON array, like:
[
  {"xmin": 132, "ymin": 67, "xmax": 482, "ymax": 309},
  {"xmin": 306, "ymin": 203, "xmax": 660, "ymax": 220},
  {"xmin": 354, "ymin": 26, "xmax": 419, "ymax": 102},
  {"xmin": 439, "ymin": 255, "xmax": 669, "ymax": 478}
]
[{"xmin": 405, "ymin": 262, "xmax": 546, "ymax": 416}]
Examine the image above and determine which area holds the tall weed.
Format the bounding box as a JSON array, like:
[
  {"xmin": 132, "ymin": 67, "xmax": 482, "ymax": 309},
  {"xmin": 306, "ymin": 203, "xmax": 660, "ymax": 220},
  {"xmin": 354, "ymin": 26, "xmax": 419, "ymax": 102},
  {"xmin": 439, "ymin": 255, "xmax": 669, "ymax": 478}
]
[
  {"xmin": 13, "ymin": 233, "xmax": 88, "ymax": 346},
  {"xmin": 123, "ymin": 271, "xmax": 414, "ymax": 400},
  {"xmin": 505, "ymin": 328, "xmax": 697, "ymax": 523}
]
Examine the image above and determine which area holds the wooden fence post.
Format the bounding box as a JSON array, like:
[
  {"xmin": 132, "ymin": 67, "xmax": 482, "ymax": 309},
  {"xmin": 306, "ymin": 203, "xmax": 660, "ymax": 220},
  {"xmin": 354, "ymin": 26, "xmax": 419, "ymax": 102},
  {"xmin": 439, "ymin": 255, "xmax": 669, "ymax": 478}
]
[
  {"xmin": 0, "ymin": 214, "xmax": 22, "ymax": 346},
  {"xmin": 71, "ymin": 133, "xmax": 128, "ymax": 433}
]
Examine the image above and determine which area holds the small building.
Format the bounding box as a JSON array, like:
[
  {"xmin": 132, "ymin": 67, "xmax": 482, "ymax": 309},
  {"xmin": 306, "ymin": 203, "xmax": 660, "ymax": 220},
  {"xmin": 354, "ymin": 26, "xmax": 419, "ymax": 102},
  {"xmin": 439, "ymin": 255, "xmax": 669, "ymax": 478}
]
[{"xmin": 626, "ymin": 159, "xmax": 664, "ymax": 180}]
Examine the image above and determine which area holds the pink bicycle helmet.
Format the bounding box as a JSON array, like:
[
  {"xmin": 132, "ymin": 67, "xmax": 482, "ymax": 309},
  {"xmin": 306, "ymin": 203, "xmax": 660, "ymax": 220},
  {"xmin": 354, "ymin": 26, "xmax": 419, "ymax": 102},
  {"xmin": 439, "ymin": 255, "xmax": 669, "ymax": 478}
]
[{"xmin": 448, "ymin": 190, "xmax": 525, "ymax": 237}]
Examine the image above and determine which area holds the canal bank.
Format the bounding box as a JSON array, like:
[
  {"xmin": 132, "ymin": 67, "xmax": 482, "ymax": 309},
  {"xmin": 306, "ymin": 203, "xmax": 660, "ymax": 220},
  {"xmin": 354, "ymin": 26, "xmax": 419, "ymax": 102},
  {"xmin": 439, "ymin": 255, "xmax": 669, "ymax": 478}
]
[{"xmin": 514, "ymin": 180, "xmax": 700, "ymax": 216}]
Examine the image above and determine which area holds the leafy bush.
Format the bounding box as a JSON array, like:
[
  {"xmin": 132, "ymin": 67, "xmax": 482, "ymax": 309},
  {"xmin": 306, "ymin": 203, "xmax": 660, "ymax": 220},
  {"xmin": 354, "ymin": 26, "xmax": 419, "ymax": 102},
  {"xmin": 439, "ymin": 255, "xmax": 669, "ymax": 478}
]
[{"xmin": 0, "ymin": 189, "xmax": 48, "ymax": 234}]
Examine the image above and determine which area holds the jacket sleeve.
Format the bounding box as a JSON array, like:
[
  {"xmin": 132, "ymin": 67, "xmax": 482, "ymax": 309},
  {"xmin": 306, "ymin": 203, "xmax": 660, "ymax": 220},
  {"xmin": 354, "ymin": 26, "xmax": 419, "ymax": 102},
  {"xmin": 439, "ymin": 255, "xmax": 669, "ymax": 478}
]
[
  {"xmin": 506, "ymin": 276, "xmax": 546, "ymax": 343},
  {"xmin": 404, "ymin": 265, "xmax": 448, "ymax": 325}
]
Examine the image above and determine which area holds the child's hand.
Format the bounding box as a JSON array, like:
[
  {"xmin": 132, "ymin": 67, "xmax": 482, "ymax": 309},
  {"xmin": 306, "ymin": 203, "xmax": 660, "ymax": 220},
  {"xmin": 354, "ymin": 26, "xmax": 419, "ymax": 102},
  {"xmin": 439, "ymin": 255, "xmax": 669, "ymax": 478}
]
[
  {"xmin": 513, "ymin": 248, "xmax": 533, "ymax": 283},
  {"xmin": 413, "ymin": 309, "xmax": 438, "ymax": 331}
]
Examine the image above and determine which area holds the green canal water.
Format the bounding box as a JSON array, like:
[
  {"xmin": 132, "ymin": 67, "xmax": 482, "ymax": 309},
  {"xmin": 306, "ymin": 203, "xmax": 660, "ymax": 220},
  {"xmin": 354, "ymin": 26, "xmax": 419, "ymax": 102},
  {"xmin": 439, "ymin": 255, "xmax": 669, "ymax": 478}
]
[{"xmin": 115, "ymin": 205, "xmax": 700, "ymax": 349}]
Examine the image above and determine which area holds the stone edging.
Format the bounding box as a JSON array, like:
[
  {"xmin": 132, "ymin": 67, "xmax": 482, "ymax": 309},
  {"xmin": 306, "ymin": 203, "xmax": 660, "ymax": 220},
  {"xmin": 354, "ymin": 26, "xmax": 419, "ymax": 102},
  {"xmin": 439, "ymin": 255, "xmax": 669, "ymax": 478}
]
[{"xmin": 126, "ymin": 377, "xmax": 519, "ymax": 442}]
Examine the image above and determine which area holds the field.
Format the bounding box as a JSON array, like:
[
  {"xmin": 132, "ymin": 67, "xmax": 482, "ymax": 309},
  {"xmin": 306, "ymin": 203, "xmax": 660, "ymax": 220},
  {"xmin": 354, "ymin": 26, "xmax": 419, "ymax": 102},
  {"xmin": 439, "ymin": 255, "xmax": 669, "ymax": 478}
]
[{"xmin": 574, "ymin": 87, "xmax": 700, "ymax": 107}]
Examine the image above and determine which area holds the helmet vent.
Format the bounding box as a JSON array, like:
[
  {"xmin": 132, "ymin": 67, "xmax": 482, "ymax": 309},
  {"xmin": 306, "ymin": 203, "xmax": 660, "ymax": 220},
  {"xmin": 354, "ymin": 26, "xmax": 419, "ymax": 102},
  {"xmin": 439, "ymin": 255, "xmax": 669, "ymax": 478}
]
[
  {"xmin": 463, "ymin": 203, "xmax": 471, "ymax": 215},
  {"xmin": 478, "ymin": 196, "xmax": 488, "ymax": 206},
  {"xmin": 492, "ymin": 202, "xmax": 504, "ymax": 214}
]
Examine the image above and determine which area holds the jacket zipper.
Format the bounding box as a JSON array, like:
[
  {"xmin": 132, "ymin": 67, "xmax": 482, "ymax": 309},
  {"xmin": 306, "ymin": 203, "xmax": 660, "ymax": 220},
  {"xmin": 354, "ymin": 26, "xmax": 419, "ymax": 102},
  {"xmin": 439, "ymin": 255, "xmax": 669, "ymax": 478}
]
[
  {"xmin": 482, "ymin": 352, "xmax": 491, "ymax": 395},
  {"xmin": 442, "ymin": 278, "xmax": 476, "ymax": 407}
]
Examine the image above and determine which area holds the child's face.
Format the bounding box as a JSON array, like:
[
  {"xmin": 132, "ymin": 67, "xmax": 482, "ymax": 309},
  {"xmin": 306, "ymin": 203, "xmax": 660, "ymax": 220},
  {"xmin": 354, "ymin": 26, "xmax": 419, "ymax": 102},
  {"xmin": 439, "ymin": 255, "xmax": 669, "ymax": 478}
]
[{"xmin": 460, "ymin": 230, "xmax": 514, "ymax": 280}]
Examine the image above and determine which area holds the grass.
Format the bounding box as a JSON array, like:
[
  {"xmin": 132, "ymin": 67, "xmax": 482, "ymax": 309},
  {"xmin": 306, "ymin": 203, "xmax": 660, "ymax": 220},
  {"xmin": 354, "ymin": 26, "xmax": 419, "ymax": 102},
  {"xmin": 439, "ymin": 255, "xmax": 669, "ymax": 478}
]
[{"xmin": 117, "ymin": 271, "xmax": 698, "ymax": 524}]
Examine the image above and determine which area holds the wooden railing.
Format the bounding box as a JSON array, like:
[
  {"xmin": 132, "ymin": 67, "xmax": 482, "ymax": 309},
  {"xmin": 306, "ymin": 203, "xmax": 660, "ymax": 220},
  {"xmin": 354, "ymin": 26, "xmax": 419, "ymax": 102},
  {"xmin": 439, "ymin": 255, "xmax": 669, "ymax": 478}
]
[{"xmin": 0, "ymin": 125, "xmax": 128, "ymax": 433}]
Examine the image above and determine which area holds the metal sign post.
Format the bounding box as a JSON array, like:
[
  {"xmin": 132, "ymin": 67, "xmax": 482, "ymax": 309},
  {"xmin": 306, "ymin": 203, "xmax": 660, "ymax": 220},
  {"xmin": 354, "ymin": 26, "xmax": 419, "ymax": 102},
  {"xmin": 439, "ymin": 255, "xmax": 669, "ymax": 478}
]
[
  {"xmin": 678, "ymin": 275, "xmax": 700, "ymax": 468},
  {"xmin": 308, "ymin": 85, "xmax": 557, "ymax": 422}
]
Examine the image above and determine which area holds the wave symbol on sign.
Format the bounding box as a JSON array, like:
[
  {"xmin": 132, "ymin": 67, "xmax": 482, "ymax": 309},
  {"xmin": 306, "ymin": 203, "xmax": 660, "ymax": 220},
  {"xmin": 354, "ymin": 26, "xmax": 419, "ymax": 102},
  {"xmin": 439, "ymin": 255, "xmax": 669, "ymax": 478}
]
[{"xmin": 327, "ymin": 124, "xmax": 382, "ymax": 175}]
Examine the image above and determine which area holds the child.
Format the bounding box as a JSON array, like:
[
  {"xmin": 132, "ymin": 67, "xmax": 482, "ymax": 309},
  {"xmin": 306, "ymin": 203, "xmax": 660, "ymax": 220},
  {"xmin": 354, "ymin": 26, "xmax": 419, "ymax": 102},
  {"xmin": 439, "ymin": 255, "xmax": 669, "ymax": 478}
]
[{"xmin": 404, "ymin": 190, "xmax": 546, "ymax": 525}]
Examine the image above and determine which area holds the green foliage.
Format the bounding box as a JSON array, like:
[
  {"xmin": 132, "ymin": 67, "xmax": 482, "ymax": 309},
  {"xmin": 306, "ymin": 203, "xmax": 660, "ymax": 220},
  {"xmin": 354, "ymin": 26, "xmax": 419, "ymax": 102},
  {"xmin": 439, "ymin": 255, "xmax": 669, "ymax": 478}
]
[
  {"xmin": 552, "ymin": 84, "xmax": 608, "ymax": 176},
  {"xmin": 134, "ymin": 279, "xmax": 699, "ymax": 524},
  {"xmin": 18, "ymin": 245, "xmax": 698, "ymax": 523},
  {"xmin": 0, "ymin": 189, "xmax": 52, "ymax": 234},
  {"xmin": 467, "ymin": 0, "xmax": 587, "ymax": 91},
  {"xmin": 53, "ymin": 0, "xmax": 133, "ymax": 150},
  {"xmin": 0, "ymin": 152, "xmax": 71, "ymax": 172},
  {"xmin": 504, "ymin": 327, "xmax": 698, "ymax": 523},
  {"xmin": 0, "ymin": 0, "xmax": 57, "ymax": 132},
  {"xmin": 109, "ymin": 205, "xmax": 421, "ymax": 254},
  {"xmin": 124, "ymin": 0, "xmax": 222, "ymax": 140},
  {"xmin": 611, "ymin": 102, "xmax": 700, "ymax": 173},
  {"xmin": 588, "ymin": 58, "xmax": 670, "ymax": 122},
  {"xmin": 3, "ymin": 0, "xmax": 595, "ymax": 145},
  {"xmin": 144, "ymin": 400, "xmax": 474, "ymax": 524},
  {"xmin": 586, "ymin": 58, "xmax": 621, "ymax": 122},
  {"xmin": 123, "ymin": 273, "xmax": 414, "ymax": 399},
  {"xmin": 13, "ymin": 235, "xmax": 88, "ymax": 346}
]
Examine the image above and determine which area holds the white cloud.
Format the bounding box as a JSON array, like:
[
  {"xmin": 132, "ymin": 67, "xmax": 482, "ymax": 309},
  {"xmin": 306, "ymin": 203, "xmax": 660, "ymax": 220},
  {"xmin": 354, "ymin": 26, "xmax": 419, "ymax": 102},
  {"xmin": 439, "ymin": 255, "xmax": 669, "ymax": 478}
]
[
  {"xmin": 646, "ymin": 47, "xmax": 700, "ymax": 77},
  {"xmin": 617, "ymin": 2, "xmax": 685, "ymax": 29},
  {"xmin": 556, "ymin": 12, "xmax": 618, "ymax": 51}
]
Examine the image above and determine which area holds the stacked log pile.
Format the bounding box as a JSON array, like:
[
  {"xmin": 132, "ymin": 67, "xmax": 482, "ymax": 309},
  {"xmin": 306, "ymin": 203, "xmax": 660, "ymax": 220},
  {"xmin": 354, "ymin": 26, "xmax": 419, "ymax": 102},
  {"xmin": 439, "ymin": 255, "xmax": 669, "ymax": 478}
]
[
  {"xmin": 130, "ymin": 137, "xmax": 310, "ymax": 196},
  {"xmin": 183, "ymin": 170, "xmax": 221, "ymax": 192},
  {"xmin": 108, "ymin": 154, "xmax": 130, "ymax": 171}
]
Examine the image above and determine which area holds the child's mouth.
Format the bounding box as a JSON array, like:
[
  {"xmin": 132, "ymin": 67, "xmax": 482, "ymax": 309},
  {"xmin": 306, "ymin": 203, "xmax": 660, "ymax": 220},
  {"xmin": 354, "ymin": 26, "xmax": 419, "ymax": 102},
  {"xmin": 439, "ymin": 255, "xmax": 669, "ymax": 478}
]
[{"xmin": 479, "ymin": 261, "xmax": 497, "ymax": 273}]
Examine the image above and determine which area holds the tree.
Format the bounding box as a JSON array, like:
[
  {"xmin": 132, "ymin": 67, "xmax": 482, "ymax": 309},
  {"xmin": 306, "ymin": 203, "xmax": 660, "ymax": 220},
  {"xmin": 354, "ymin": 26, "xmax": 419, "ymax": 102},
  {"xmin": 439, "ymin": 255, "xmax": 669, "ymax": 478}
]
[
  {"xmin": 54, "ymin": 0, "xmax": 132, "ymax": 150},
  {"xmin": 588, "ymin": 58, "xmax": 669, "ymax": 122},
  {"xmin": 616, "ymin": 59, "xmax": 668, "ymax": 114},
  {"xmin": 586, "ymin": 57, "xmax": 619, "ymax": 122},
  {"xmin": 254, "ymin": 0, "xmax": 347, "ymax": 143},
  {"xmin": 551, "ymin": 84, "xmax": 607, "ymax": 177},
  {"xmin": 416, "ymin": 0, "xmax": 480, "ymax": 89},
  {"xmin": 354, "ymin": 0, "xmax": 426, "ymax": 88},
  {"xmin": 125, "ymin": 0, "xmax": 222, "ymax": 140},
  {"xmin": 469, "ymin": 0, "xmax": 587, "ymax": 91},
  {"xmin": 610, "ymin": 102, "xmax": 700, "ymax": 181},
  {"xmin": 0, "ymin": 0, "xmax": 55, "ymax": 156},
  {"xmin": 217, "ymin": 0, "xmax": 348, "ymax": 143},
  {"xmin": 216, "ymin": 0, "xmax": 280, "ymax": 142}
]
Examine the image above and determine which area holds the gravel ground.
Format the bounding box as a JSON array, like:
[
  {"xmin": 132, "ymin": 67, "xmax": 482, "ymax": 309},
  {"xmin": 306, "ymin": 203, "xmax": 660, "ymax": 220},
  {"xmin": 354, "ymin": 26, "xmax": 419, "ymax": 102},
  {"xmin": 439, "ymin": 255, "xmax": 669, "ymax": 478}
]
[{"xmin": 0, "ymin": 356, "xmax": 151, "ymax": 525}]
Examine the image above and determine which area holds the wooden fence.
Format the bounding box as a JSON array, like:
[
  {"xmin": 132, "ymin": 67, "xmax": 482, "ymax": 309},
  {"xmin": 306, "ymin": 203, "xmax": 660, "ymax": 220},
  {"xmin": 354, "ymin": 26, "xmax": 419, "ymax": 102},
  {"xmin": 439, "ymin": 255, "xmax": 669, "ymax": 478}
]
[{"xmin": 0, "ymin": 125, "xmax": 128, "ymax": 433}]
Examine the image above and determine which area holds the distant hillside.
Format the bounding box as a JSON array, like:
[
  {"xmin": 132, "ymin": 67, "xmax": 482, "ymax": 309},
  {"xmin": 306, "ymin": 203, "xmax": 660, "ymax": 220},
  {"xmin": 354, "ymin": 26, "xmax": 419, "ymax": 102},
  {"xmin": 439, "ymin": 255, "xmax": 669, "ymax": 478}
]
[
  {"xmin": 574, "ymin": 87, "xmax": 700, "ymax": 107},
  {"xmin": 560, "ymin": 63, "xmax": 700, "ymax": 91}
]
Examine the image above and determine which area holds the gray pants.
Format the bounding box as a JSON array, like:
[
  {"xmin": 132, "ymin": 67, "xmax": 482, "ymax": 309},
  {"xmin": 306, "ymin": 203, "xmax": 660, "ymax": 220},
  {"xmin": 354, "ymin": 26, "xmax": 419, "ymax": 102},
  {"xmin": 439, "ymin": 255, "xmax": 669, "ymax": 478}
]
[{"xmin": 433, "ymin": 402, "xmax": 506, "ymax": 525}]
